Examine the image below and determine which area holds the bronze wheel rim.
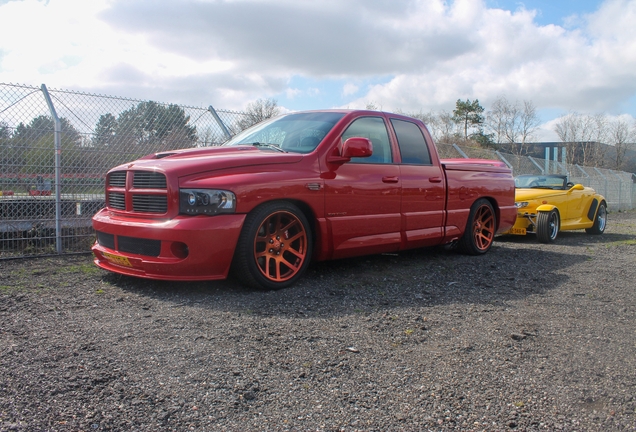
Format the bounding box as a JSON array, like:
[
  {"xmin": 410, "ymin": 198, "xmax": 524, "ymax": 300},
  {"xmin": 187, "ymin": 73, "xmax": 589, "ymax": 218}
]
[
  {"xmin": 472, "ymin": 204, "xmax": 495, "ymax": 251},
  {"xmin": 253, "ymin": 210, "xmax": 308, "ymax": 282}
]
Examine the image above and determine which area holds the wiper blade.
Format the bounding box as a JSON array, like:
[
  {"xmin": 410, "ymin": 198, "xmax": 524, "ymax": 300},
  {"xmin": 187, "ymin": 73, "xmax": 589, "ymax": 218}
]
[{"xmin": 250, "ymin": 142, "xmax": 285, "ymax": 153}]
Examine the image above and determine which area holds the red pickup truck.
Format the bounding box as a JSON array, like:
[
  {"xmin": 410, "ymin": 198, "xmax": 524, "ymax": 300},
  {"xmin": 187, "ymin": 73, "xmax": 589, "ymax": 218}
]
[{"xmin": 92, "ymin": 110, "xmax": 517, "ymax": 289}]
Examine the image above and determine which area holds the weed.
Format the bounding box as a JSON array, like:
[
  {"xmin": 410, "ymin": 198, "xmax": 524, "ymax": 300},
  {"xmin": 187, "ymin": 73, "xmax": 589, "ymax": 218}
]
[
  {"xmin": 59, "ymin": 264, "xmax": 100, "ymax": 275},
  {"xmin": 605, "ymin": 239, "xmax": 636, "ymax": 247}
]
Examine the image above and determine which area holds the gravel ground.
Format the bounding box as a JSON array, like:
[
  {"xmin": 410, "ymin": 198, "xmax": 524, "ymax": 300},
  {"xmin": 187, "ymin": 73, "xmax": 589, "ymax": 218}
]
[{"xmin": 1, "ymin": 211, "xmax": 636, "ymax": 431}]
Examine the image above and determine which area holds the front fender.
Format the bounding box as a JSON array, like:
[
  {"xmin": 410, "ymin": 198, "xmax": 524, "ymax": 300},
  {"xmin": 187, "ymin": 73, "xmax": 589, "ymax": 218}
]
[{"xmin": 536, "ymin": 204, "xmax": 557, "ymax": 212}]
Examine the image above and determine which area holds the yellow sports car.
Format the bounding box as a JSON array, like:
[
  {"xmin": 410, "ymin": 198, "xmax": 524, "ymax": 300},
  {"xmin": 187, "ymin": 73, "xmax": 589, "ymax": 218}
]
[{"xmin": 504, "ymin": 174, "xmax": 607, "ymax": 243}]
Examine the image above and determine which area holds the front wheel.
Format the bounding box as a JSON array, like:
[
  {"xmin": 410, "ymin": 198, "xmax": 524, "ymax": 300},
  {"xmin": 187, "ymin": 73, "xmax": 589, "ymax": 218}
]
[
  {"xmin": 536, "ymin": 209, "xmax": 559, "ymax": 243},
  {"xmin": 586, "ymin": 202, "xmax": 607, "ymax": 235},
  {"xmin": 232, "ymin": 202, "xmax": 312, "ymax": 290},
  {"xmin": 457, "ymin": 199, "xmax": 496, "ymax": 255}
]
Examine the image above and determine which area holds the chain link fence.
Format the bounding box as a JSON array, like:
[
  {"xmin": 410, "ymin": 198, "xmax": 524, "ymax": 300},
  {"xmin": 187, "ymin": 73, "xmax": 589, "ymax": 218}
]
[
  {"xmin": 2, "ymin": 82, "xmax": 635, "ymax": 258},
  {"xmin": 436, "ymin": 143, "xmax": 636, "ymax": 211},
  {"xmin": 1, "ymin": 83, "xmax": 248, "ymax": 258}
]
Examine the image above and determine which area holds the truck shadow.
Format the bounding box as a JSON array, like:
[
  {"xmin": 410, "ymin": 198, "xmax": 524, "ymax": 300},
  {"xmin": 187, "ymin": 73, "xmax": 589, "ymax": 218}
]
[{"xmin": 103, "ymin": 235, "xmax": 604, "ymax": 318}]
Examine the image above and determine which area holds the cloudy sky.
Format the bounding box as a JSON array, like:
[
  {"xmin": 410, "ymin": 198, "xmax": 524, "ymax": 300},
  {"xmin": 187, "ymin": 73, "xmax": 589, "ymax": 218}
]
[{"xmin": 1, "ymin": 0, "xmax": 635, "ymax": 140}]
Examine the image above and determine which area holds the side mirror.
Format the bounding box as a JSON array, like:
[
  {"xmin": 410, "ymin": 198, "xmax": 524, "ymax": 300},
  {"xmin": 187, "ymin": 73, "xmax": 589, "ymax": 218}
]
[
  {"xmin": 342, "ymin": 137, "xmax": 373, "ymax": 158},
  {"xmin": 569, "ymin": 184, "xmax": 585, "ymax": 191},
  {"xmin": 327, "ymin": 137, "xmax": 373, "ymax": 164}
]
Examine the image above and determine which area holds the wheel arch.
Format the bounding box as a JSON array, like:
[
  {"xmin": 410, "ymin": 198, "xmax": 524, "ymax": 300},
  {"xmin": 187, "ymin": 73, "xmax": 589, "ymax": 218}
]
[
  {"xmin": 480, "ymin": 196, "xmax": 502, "ymax": 231},
  {"xmin": 246, "ymin": 198, "xmax": 318, "ymax": 246},
  {"xmin": 536, "ymin": 204, "xmax": 558, "ymax": 213},
  {"xmin": 587, "ymin": 198, "xmax": 604, "ymax": 221}
]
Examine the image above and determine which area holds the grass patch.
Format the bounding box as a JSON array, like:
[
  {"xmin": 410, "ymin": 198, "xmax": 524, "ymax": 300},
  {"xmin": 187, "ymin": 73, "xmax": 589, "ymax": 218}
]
[
  {"xmin": 605, "ymin": 239, "xmax": 636, "ymax": 247},
  {"xmin": 0, "ymin": 284, "xmax": 26, "ymax": 293},
  {"xmin": 58, "ymin": 263, "xmax": 101, "ymax": 275}
]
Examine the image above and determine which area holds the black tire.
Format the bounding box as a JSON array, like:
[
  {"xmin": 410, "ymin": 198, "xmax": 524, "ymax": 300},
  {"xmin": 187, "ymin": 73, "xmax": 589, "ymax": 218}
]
[
  {"xmin": 457, "ymin": 199, "xmax": 496, "ymax": 255},
  {"xmin": 586, "ymin": 201, "xmax": 607, "ymax": 235},
  {"xmin": 536, "ymin": 209, "xmax": 559, "ymax": 243},
  {"xmin": 232, "ymin": 201, "xmax": 312, "ymax": 290}
]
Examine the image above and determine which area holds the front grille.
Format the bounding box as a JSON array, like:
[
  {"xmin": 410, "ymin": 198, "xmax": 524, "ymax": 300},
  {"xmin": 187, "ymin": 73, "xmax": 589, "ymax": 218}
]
[
  {"xmin": 118, "ymin": 236, "xmax": 161, "ymax": 257},
  {"xmin": 133, "ymin": 171, "xmax": 167, "ymax": 189},
  {"xmin": 132, "ymin": 195, "xmax": 168, "ymax": 213},
  {"xmin": 106, "ymin": 170, "xmax": 168, "ymax": 215},
  {"xmin": 108, "ymin": 192, "xmax": 125, "ymax": 210},
  {"xmin": 109, "ymin": 171, "xmax": 127, "ymax": 187},
  {"xmin": 96, "ymin": 231, "xmax": 115, "ymax": 249}
]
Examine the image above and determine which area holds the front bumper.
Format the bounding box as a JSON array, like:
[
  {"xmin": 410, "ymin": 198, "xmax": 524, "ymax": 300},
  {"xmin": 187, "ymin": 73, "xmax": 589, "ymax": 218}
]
[
  {"xmin": 92, "ymin": 208, "xmax": 246, "ymax": 281},
  {"xmin": 502, "ymin": 213, "xmax": 535, "ymax": 235}
]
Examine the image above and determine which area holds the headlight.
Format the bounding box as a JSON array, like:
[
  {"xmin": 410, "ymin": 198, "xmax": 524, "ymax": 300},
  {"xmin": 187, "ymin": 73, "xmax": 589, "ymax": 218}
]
[
  {"xmin": 515, "ymin": 201, "xmax": 529, "ymax": 208},
  {"xmin": 179, "ymin": 189, "xmax": 236, "ymax": 215}
]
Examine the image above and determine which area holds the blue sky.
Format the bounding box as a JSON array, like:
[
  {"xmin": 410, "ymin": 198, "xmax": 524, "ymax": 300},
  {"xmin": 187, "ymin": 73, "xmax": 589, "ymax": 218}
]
[
  {"xmin": 1, "ymin": 0, "xmax": 635, "ymax": 141},
  {"xmin": 277, "ymin": 0, "xmax": 611, "ymax": 113},
  {"xmin": 485, "ymin": 0, "xmax": 604, "ymax": 26}
]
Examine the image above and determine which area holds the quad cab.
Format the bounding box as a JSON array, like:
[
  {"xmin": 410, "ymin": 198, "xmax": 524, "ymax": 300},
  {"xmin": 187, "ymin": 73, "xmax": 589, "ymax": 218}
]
[{"xmin": 92, "ymin": 110, "xmax": 517, "ymax": 289}]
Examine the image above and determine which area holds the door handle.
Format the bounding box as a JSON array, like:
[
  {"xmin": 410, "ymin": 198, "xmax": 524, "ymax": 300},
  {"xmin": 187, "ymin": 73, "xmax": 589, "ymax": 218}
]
[
  {"xmin": 429, "ymin": 177, "xmax": 442, "ymax": 183},
  {"xmin": 382, "ymin": 176, "xmax": 399, "ymax": 183}
]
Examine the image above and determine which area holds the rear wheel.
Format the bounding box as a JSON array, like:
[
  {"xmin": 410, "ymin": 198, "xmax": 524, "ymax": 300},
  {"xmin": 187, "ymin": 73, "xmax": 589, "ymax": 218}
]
[
  {"xmin": 586, "ymin": 201, "xmax": 607, "ymax": 235},
  {"xmin": 232, "ymin": 202, "xmax": 312, "ymax": 290},
  {"xmin": 536, "ymin": 209, "xmax": 559, "ymax": 243},
  {"xmin": 457, "ymin": 199, "xmax": 496, "ymax": 255}
]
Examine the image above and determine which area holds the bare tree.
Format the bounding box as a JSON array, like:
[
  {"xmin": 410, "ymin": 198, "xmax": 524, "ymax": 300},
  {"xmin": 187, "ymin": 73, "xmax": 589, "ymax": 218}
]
[
  {"xmin": 553, "ymin": 112, "xmax": 608, "ymax": 167},
  {"xmin": 519, "ymin": 100, "xmax": 541, "ymax": 147},
  {"xmin": 485, "ymin": 96, "xmax": 540, "ymax": 156},
  {"xmin": 607, "ymin": 117, "xmax": 636, "ymax": 170},
  {"xmin": 236, "ymin": 98, "xmax": 281, "ymax": 132},
  {"xmin": 486, "ymin": 96, "xmax": 509, "ymax": 145},
  {"xmin": 401, "ymin": 110, "xmax": 455, "ymax": 143}
]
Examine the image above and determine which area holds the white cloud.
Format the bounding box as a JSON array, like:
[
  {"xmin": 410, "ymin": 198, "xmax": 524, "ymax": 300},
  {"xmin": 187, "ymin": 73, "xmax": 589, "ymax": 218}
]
[
  {"xmin": 1, "ymin": 0, "xmax": 635, "ymax": 120},
  {"xmin": 342, "ymin": 83, "xmax": 359, "ymax": 97}
]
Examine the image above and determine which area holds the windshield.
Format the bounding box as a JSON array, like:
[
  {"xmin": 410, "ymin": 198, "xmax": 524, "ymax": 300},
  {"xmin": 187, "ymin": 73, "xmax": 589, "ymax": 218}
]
[
  {"xmin": 515, "ymin": 175, "xmax": 568, "ymax": 190},
  {"xmin": 223, "ymin": 112, "xmax": 345, "ymax": 154}
]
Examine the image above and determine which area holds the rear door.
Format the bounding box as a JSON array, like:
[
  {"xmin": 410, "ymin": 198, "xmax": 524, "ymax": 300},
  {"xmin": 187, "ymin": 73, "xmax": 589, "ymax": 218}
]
[{"xmin": 390, "ymin": 118, "xmax": 446, "ymax": 248}]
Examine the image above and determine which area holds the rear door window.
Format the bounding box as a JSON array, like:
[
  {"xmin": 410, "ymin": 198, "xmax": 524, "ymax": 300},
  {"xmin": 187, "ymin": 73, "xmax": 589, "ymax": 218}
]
[{"xmin": 391, "ymin": 119, "xmax": 431, "ymax": 165}]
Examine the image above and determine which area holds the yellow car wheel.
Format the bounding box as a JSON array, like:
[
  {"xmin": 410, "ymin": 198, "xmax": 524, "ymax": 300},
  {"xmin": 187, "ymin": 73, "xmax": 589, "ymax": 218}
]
[
  {"xmin": 537, "ymin": 209, "xmax": 560, "ymax": 243},
  {"xmin": 586, "ymin": 202, "xmax": 607, "ymax": 235}
]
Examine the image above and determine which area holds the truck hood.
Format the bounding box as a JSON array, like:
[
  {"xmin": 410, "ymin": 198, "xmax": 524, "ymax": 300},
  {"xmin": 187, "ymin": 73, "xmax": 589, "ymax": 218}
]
[{"xmin": 110, "ymin": 146, "xmax": 305, "ymax": 178}]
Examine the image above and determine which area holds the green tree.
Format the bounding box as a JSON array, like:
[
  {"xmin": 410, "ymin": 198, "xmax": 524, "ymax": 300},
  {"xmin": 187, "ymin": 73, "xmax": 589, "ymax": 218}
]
[
  {"xmin": 93, "ymin": 113, "xmax": 118, "ymax": 148},
  {"xmin": 452, "ymin": 99, "xmax": 485, "ymax": 140},
  {"xmin": 8, "ymin": 116, "xmax": 82, "ymax": 175},
  {"xmin": 106, "ymin": 101, "xmax": 197, "ymax": 154},
  {"xmin": 0, "ymin": 121, "xmax": 9, "ymax": 142},
  {"xmin": 11, "ymin": 115, "xmax": 81, "ymax": 145}
]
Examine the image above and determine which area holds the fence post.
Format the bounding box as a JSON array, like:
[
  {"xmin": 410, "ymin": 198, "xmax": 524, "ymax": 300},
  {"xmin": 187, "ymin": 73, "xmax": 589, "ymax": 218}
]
[
  {"xmin": 528, "ymin": 156, "xmax": 545, "ymax": 174},
  {"xmin": 610, "ymin": 170, "xmax": 623, "ymax": 210},
  {"xmin": 208, "ymin": 105, "xmax": 232, "ymax": 141},
  {"xmin": 593, "ymin": 168, "xmax": 609, "ymax": 209},
  {"xmin": 575, "ymin": 164, "xmax": 590, "ymax": 187},
  {"xmin": 452, "ymin": 144, "xmax": 469, "ymax": 158},
  {"xmin": 494, "ymin": 151, "xmax": 513, "ymax": 172},
  {"xmin": 40, "ymin": 84, "xmax": 62, "ymax": 254}
]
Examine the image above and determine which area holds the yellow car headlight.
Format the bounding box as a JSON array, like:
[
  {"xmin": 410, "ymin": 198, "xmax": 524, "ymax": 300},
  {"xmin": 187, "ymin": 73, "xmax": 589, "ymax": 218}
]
[{"xmin": 515, "ymin": 201, "xmax": 529, "ymax": 208}]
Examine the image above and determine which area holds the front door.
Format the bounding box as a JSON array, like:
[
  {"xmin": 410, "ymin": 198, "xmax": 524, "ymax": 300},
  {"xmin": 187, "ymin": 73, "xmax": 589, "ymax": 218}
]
[{"xmin": 323, "ymin": 116, "xmax": 402, "ymax": 259}]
